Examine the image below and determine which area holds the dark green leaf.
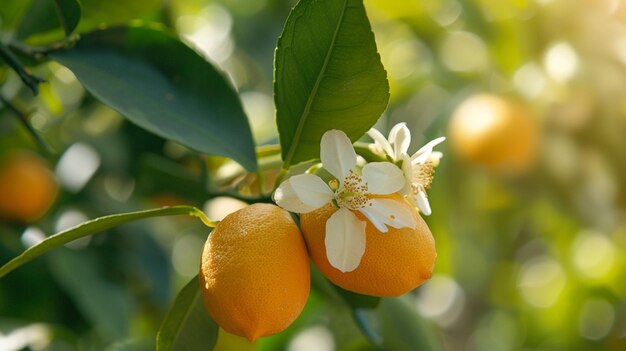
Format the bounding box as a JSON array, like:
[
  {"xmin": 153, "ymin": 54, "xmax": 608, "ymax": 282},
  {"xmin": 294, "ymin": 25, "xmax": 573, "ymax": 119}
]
[
  {"xmin": 275, "ymin": 0, "xmax": 389, "ymax": 167},
  {"xmin": 13, "ymin": 0, "xmax": 80, "ymax": 39},
  {"xmin": 51, "ymin": 26, "xmax": 257, "ymax": 171},
  {"xmin": 377, "ymin": 297, "xmax": 443, "ymax": 351},
  {"xmin": 0, "ymin": 206, "xmax": 206, "ymax": 278},
  {"xmin": 310, "ymin": 266, "xmax": 381, "ymax": 344},
  {"xmin": 0, "ymin": 0, "xmax": 33, "ymax": 30},
  {"xmin": 48, "ymin": 249, "xmax": 134, "ymax": 340},
  {"xmin": 334, "ymin": 284, "xmax": 381, "ymax": 310},
  {"xmin": 54, "ymin": 0, "xmax": 81, "ymax": 35},
  {"xmin": 157, "ymin": 275, "xmax": 218, "ymax": 351},
  {"xmin": 10, "ymin": 0, "xmax": 159, "ymax": 42},
  {"xmin": 16, "ymin": 0, "xmax": 63, "ymax": 40},
  {"xmin": 77, "ymin": 0, "xmax": 160, "ymax": 30}
]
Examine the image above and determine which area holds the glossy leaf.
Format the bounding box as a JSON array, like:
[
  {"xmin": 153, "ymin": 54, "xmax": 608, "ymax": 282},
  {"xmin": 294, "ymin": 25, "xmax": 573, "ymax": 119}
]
[
  {"xmin": 275, "ymin": 0, "xmax": 389, "ymax": 167},
  {"xmin": 0, "ymin": 206, "xmax": 210, "ymax": 278},
  {"xmin": 16, "ymin": 0, "xmax": 64, "ymax": 40},
  {"xmin": 78, "ymin": 0, "xmax": 160, "ymax": 30},
  {"xmin": 157, "ymin": 275, "xmax": 218, "ymax": 351},
  {"xmin": 54, "ymin": 0, "xmax": 81, "ymax": 35},
  {"xmin": 51, "ymin": 26, "xmax": 257, "ymax": 170},
  {"xmin": 14, "ymin": 0, "xmax": 81, "ymax": 40},
  {"xmin": 48, "ymin": 249, "xmax": 134, "ymax": 339},
  {"xmin": 11, "ymin": 0, "xmax": 158, "ymax": 42},
  {"xmin": 377, "ymin": 297, "xmax": 443, "ymax": 351},
  {"xmin": 334, "ymin": 285, "xmax": 381, "ymax": 310},
  {"xmin": 0, "ymin": 0, "xmax": 34, "ymax": 30}
]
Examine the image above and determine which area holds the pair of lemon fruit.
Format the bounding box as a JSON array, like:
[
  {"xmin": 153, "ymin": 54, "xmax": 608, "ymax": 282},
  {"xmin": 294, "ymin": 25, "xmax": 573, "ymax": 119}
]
[{"xmin": 199, "ymin": 197, "xmax": 436, "ymax": 342}]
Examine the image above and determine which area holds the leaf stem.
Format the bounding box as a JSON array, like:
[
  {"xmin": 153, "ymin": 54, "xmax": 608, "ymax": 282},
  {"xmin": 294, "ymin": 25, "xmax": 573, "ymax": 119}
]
[{"xmin": 0, "ymin": 43, "xmax": 46, "ymax": 95}]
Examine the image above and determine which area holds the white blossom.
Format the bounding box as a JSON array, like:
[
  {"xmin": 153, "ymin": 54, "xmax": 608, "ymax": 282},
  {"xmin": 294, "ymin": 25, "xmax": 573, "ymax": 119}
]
[
  {"xmin": 368, "ymin": 123, "xmax": 445, "ymax": 216},
  {"xmin": 273, "ymin": 130, "xmax": 415, "ymax": 272}
]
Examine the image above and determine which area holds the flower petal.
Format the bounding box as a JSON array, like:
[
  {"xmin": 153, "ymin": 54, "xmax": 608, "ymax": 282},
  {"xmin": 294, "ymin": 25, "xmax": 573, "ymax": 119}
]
[
  {"xmin": 367, "ymin": 127, "xmax": 394, "ymax": 157},
  {"xmin": 400, "ymin": 154, "xmax": 413, "ymax": 196},
  {"xmin": 362, "ymin": 162, "xmax": 405, "ymax": 195},
  {"xmin": 359, "ymin": 198, "xmax": 417, "ymax": 232},
  {"xmin": 321, "ymin": 130, "xmax": 357, "ymax": 182},
  {"xmin": 415, "ymin": 189, "xmax": 432, "ymax": 216},
  {"xmin": 429, "ymin": 151, "xmax": 444, "ymax": 167},
  {"xmin": 389, "ymin": 123, "xmax": 411, "ymax": 160},
  {"xmin": 413, "ymin": 148, "xmax": 433, "ymax": 164},
  {"xmin": 274, "ymin": 174, "xmax": 333, "ymax": 213},
  {"xmin": 290, "ymin": 173, "xmax": 335, "ymax": 205},
  {"xmin": 325, "ymin": 208, "xmax": 366, "ymax": 272},
  {"xmin": 411, "ymin": 137, "xmax": 446, "ymax": 163}
]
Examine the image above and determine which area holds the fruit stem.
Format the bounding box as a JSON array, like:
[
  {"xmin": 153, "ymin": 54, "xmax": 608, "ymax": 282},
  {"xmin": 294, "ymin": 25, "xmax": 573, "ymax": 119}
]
[{"xmin": 189, "ymin": 207, "xmax": 218, "ymax": 228}]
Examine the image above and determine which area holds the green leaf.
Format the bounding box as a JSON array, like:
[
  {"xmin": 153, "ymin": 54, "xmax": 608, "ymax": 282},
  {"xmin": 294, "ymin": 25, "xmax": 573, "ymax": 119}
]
[
  {"xmin": 157, "ymin": 275, "xmax": 218, "ymax": 351},
  {"xmin": 377, "ymin": 297, "xmax": 443, "ymax": 351},
  {"xmin": 50, "ymin": 25, "xmax": 257, "ymax": 171},
  {"xmin": 16, "ymin": 0, "xmax": 64, "ymax": 40},
  {"xmin": 11, "ymin": 0, "xmax": 159, "ymax": 43},
  {"xmin": 334, "ymin": 284, "xmax": 381, "ymax": 310},
  {"xmin": 48, "ymin": 249, "xmax": 135, "ymax": 340},
  {"xmin": 53, "ymin": 0, "xmax": 81, "ymax": 35},
  {"xmin": 77, "ymin": 0, "xmax": 160, "ymax": 30},
  {"xmin": 13, "ymin": 0, "xmax": 80, "ymax": 39},
  {"xmin": 0, "ymin": 0, "xmax": 32, "ymax": 30},
  {"xmin": 0, "ymin": 205, "xmax": 209, "ymax": 278},
  {"xmin": 275, "ymin": 0, "xmax": 389, "ymax": 167}
]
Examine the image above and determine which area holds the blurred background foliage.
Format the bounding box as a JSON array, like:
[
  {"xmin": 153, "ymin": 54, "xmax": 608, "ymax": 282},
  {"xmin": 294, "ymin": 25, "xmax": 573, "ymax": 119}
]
[{"xmin": 1, "ymin": 0, "xmax": 626, "ymax": 350}]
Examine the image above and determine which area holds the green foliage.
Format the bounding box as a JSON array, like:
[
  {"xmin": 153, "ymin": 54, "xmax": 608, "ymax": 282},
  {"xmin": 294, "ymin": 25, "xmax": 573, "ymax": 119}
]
[
  {"xmin": 53, "ymin": 0, "xmax": 82, "ymax": 36},
  {"xmin": 51, "ymin": 26, "xmax": 257, "ymax": 171},
  {"xmin": 6, "ymin": 0, "xmax": 160, "ymax": 43},
  {"xmin": 275, "ymin": 0, "xmax": 389, "ymax": 167},
  {"xmin": 377, "ymin": 297, "xmax": 442, "ymax": 351},
  {"xmin": 157, "ymin": 275, "xmax": 218, "ymax": 351},
  {"xmin": 0, "ymin": 206, "xmax": 207, "ymax": 278},
  {"xmin": 15, "ymin": 0, "xmax": 81, "ymax": 40}
]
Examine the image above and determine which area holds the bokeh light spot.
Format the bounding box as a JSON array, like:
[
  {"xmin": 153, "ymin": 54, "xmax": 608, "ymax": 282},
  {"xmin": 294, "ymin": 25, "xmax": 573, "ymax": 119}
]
[
  {"xmin": 287, "ymin": 325, "xmax": 335, "ymax": 351},
  {"xmin": 578, "ymin": 298, "xmax": 614, "ymax": 340},
  {"xmin": 55, "ymin": 143, "xmax": 101, "ymax": 193},
  {"xmin": 571, "ymin": 230, "xmax": 615, "ymax": 280},
  {"xmin": 441, "ymin": 31, "xmax": 488, "ymax": 72},
  {"xmin": 415, "ymin": 274, "xmax": 465, "ymax": 327},
  {"xmin": 517, "ymin": 256, "xmax": 566, "ymax": 308},
  {"xmin": 203, "ymin": 196, "xmax": 248, "ymax": 221},
  {"xmin": 172, "ymin": 234, "xmax": 205, "ymax": 278},
  {"xmin": 544, "ymin": 42, "xmax": 579, "ymax": 83}
]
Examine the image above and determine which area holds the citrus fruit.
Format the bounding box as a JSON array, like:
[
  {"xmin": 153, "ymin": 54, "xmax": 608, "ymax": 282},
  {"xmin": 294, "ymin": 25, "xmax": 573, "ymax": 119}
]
[
  {"xmin": 0, "ymin": 151, "xmax": 58, "ymax": 222},
  {"xmin": 300, "ymin": 195, "xmax": 436, "ymax": 297},
  {"xmin": 199, "ymin": 203, "xmax": 310, "ymax": 341},
  {"xmin": 448, "ymin": 94, "xmax": 539, "ymax": 172}
]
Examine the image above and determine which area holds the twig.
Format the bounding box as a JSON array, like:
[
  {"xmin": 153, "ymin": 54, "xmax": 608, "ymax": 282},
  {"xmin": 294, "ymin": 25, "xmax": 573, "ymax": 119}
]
[
  {"xmin": 8, "ymin": 38, "xmax": 73, "ymax": 60},
  {"xmin": 0, "ymin": 95, "xmax": 51, "ymax": 155},
  {"xmin": 0, "ymin": 43, "xmax": 46, "ymax": 96}
]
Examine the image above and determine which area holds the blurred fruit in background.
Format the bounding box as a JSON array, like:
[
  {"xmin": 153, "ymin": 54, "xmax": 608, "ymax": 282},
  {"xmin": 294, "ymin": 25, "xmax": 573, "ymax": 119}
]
[
  {"xmin": 448, "ymin": 94, "xmax": 539, "ymax": 174},
  {"xmin": 0, "ymin": 151, "xmax": 58, "ymax": 223}
]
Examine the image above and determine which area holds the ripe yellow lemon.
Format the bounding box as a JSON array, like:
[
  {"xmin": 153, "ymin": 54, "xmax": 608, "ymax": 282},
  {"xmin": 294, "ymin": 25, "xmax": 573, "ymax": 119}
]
[
  {"xmin": 300, "ymin": 195, "xmax": 436, "ymax": 297},
  {"xmin": 0, "ymin": 151, "xmax": 58, "ymax": 222},
  {"xmin": 199, "ymin": 203, "xmax": 310, "ymax": 341},
  {"xmin": 448, "ymin": 94, "xmax": 539, "ymax": 172}
]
